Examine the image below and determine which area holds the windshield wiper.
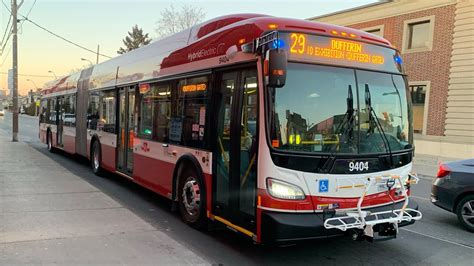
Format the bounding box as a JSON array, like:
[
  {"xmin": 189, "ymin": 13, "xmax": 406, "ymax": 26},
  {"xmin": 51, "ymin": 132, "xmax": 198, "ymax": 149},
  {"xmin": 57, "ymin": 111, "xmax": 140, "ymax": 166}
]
[
  {"xmin": 321, "ymin": 85, "xmax": 356, "ymax": 171},
  {"xmin": 365, "ymin": 84, "xmax": 394, "ymax": 167}
]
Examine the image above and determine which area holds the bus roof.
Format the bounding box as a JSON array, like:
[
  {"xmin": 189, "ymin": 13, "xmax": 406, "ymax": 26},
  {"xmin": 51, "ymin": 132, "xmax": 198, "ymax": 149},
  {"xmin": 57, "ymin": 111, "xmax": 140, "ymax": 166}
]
[{"xmin": 41, "ymin": 14, "xmax": 393, "ymax": 95}]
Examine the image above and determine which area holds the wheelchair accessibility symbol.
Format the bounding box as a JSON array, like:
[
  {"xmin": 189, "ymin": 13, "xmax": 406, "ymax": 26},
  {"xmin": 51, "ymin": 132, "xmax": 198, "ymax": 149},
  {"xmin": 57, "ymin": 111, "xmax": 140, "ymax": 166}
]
[{"xmin": 319, "ymin": 179, "xmax": 329, "ymax": 193}]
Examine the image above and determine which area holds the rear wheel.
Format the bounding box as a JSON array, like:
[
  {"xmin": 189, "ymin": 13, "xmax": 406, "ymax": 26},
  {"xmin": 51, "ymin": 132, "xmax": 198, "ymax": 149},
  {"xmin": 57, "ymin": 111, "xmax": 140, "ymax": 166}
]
[
  {"xmin": 456, "ymin": 195, "xmax": 474, "ymax": 232},
  {"xmin": 47, "ymin": 131, "xmax": 54, "ymax": 153},
  {"xmin": 178, "ymin": 167, "xmax": 207, "ymax": 229},
  {"xmin": 91, "ymin": 140, "xmax": 103, "ymax": 176}
]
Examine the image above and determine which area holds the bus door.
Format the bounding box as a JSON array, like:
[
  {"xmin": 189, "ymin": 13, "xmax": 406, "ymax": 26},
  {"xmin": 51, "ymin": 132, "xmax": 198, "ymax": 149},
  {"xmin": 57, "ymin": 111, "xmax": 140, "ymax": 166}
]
[
  {"xmin": 57, "ymin": 96, "xmax": 64, "ymax": 147},
  {"xmin": 213, "ymin": 68, "xmax": 258, "ymax": 233},
  {"xmin": 117, "ymin": 86, "xmax": 136, "ymax": 175}
]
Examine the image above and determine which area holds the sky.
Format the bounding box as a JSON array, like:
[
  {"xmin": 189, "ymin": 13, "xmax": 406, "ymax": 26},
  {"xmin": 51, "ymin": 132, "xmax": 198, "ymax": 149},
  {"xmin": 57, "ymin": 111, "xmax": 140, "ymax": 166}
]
[{"xmin": 0, "ymin": 0, "xmax": 378, "ymax": 95}]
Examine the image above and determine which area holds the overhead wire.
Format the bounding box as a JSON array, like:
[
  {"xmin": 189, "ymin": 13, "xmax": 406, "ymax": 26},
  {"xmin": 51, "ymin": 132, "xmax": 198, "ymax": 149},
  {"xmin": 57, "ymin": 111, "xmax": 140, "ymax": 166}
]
[
  {"xmin": 0, "ymin": 0, "xmax": 13, "ymax": 55},
  {"xmin": 0, "ymin": 71, "xmax": 54, "ymax": 78},
  {"xmin": 18, "ymin": 0, "xmax": 37, "ymax": 33},
  {"xmin": 1, "ymin": 0, "xmax": 112, "ymax": 59},
  {"xmin": 0, "ymin": 12, "xmax": 12, "ymax": 49}
]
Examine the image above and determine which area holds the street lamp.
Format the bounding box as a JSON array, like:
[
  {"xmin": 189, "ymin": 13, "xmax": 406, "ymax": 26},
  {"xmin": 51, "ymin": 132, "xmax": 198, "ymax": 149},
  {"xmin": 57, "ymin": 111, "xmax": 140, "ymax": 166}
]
[
  {"xmin": 48, "ymin": 70, "xmax": 57, "ymax": 79},
  {"xmin": 26, "ymin": 79, "xmax": 38, "ymax": 89},
  {"xmin": 81, "ymin": 58, "xmax": 93, "ymax": 66}
]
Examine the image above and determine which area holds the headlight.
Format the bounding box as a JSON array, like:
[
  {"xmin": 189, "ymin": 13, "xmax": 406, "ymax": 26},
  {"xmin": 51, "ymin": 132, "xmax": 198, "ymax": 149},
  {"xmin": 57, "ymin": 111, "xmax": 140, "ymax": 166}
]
[{"xmin": 266, "ymin": 178, "xmax": 305, "ymax": 200}]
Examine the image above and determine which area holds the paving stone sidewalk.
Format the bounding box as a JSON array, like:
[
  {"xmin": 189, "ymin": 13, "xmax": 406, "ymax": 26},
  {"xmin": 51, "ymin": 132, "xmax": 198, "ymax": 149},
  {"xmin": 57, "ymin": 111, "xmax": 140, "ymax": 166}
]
[{"xmin": 0, "ymin": 134, "xmax": 208, "ymax": 265}]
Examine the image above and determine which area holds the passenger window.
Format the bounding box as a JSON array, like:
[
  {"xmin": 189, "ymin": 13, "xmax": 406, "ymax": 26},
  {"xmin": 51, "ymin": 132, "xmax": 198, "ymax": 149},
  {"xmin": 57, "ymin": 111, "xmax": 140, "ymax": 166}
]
[
  {"xmin": 99, "ymin": 90, "xmax": 116, "ymax": 133},
  {"xmin": 154, "ymin": 84, "xmax": 171, "ymax": 142},
  {"xmin": 138, "ymin": 84, "xmax": 154, "ymax": 138},
  {"xmin": 87, "ymin": 92, "xmax": 100, "ymax": 130},
  {"xmin": 175, "ymin": 76, "xmax": 209, "ymax": 148}
]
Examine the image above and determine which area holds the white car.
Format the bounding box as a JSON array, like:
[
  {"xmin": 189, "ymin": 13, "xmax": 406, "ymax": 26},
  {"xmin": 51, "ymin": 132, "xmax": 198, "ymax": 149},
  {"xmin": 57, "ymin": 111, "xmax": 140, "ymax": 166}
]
[{"xmin": 0, "ymin": 109, "xmax": 5, "ymax": 116}]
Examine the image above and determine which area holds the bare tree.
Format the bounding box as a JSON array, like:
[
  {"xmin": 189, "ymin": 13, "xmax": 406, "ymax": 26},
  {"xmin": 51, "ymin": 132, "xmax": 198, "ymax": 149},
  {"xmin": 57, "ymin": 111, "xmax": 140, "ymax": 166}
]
[
  {"xmin": 117, "ymin": 25, "xmax": 152, "ymax": 54},
  {"xmin": 155, "ymin": 5, "xmax": 206, "ymax": 39}
]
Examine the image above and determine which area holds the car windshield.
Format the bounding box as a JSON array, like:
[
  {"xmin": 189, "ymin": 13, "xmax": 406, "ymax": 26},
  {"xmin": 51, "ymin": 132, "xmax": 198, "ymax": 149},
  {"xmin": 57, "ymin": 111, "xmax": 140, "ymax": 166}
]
[{"xmin": 268, "ymin": 63, "xmax": 412, "ymax": 155}]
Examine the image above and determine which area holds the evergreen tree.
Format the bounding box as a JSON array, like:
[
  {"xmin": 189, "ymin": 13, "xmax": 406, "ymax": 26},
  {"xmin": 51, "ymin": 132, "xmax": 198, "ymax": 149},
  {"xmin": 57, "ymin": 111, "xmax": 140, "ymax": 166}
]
[{"xmin": 117, "ymin": 25, "xmax": 152, "ymax": 54}]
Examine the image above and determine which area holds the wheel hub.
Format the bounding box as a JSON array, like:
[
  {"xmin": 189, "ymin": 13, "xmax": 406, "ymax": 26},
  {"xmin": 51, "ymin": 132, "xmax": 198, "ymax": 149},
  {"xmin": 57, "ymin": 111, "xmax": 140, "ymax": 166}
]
[
  {"xmin": 461, "ymin": 200, "xmax": 474, "ymax": 226},
  {"xmin": 93, "ymin": 146, "xmax": 99, "ymax": 170},
  {"xmin": 182, "ymin": 178, "xmax": 200, "ymax": 216}
]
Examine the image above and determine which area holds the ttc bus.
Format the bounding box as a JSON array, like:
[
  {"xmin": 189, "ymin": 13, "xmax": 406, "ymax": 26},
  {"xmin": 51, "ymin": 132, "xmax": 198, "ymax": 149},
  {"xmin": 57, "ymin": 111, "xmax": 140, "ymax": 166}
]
[{"xmin": 39, "ymin": 14, "xmax": 422, "ymax": 243}]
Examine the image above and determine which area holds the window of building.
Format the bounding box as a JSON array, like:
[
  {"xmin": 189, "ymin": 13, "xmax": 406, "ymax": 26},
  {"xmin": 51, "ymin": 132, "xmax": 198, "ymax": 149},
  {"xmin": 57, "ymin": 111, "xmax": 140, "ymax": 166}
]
[
  {"xmin": 361, "ymin": 25, "xmax": 384, "ymax": 37},
  {"xmin": 402, "ymin": 16, "xmax": 435, "ymax": 53},
  {"xmin": 409, "ymin": 82, "xmax": 430, "ymax": 134}
]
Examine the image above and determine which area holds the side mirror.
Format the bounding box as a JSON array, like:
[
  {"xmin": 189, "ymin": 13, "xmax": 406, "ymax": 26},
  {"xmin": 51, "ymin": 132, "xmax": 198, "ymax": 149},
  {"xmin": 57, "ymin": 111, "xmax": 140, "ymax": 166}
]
[{"xmin": 267, "ymin": 49, "xmax": 287, "ymax": 88}]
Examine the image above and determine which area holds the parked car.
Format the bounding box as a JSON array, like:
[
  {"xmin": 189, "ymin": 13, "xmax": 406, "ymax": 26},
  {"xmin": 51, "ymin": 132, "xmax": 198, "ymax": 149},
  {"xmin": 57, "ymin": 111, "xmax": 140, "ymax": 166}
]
[
  {"xmin": 0, "ymin": 109, "xmax": 5, "ymax": 116},
  {"xmin": 431, "ymin": 159, "xmax": 474, "ymax": 232}
]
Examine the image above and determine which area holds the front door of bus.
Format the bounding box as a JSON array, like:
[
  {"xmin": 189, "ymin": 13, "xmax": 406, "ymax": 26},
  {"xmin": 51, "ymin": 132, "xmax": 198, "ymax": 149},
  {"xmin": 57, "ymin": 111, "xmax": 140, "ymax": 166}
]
[
  {"xmin": 214, "ymin": 68, "xmax": 258, "ymax": 233},
  {"xmin": 117, "ymin": 86, "xmax": 136, "ymax": 174}
]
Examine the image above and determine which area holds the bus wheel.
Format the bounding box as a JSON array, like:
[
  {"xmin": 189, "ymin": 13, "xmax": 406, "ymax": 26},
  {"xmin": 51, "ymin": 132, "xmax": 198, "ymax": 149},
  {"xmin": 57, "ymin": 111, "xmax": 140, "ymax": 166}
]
[
  {"xmin": 91, "ymin": 141, "xmax": 103, "ymax": 176},
  {"xmin": 47, "ymin": 131, "xmax": 54, "ymax": 153},
  {"xmin": 178, "ymin": 167, "xmax": 206, "ymax": 229}
]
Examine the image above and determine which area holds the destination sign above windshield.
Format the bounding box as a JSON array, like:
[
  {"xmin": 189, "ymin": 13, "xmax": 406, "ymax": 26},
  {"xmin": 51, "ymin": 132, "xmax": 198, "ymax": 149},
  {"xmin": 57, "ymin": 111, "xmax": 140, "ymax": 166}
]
[{"xmin": 279, "ymin": 32, "xmax": 401, "ymax": 73}]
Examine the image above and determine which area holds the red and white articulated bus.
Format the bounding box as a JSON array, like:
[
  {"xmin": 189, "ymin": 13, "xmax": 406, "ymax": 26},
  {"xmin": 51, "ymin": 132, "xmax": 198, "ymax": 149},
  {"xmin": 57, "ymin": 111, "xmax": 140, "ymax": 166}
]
[{"xmin": 39, "ymin": 14, "xmax": 422, "ymax": 243}]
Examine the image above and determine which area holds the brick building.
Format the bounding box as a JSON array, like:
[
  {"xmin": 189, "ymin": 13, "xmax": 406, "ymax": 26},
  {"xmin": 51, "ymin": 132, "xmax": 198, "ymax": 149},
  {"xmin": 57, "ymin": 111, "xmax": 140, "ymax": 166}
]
[{"xmin": 310, "ymin": 0, "xmax": 474, "ymax": 158}]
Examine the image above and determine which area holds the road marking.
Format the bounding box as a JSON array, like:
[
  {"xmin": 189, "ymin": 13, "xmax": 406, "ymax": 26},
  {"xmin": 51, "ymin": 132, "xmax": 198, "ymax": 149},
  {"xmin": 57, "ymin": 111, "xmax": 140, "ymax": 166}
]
[
  {"xmin": 401, "ymin": 228, "xmax": 474, "ymax": 250},
  {"xmin": 410, "ymin": 195, "xmax": 431, "ymax": 201}
]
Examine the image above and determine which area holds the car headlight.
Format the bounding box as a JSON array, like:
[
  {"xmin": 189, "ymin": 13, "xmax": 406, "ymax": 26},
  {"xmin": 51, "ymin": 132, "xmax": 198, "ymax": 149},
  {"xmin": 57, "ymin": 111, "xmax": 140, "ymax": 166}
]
[{"xmin": 266, "ymin": 178, "xmax": 305, "ymax": 200}]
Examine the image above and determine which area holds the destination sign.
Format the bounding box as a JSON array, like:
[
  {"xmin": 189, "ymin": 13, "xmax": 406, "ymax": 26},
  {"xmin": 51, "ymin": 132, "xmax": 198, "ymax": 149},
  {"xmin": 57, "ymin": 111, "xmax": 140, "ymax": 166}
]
[{"xmin": 281, "ymin": 33, "xmax": 400, "ymax": 73}]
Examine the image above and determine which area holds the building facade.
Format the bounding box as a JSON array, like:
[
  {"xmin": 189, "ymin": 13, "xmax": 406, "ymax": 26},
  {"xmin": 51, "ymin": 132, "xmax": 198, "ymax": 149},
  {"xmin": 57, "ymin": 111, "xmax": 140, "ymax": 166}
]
[{"xmin": 310, "ymin": 0, "xmax": 474, "ymax": 158}]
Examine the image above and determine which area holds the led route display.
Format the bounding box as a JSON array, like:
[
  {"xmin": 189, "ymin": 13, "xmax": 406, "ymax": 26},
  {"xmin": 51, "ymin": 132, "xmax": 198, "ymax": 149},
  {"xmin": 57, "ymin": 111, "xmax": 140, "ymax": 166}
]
[{"xmin": 280, "ymin": 32, "xmax": 401, "ymax": 73}]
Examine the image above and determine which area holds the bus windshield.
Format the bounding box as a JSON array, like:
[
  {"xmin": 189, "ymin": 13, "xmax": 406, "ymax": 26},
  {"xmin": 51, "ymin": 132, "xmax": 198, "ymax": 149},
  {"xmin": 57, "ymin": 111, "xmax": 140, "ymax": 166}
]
[{"xmin": 269, "ymin": 63, "xmax": 412, "ymax": 155}]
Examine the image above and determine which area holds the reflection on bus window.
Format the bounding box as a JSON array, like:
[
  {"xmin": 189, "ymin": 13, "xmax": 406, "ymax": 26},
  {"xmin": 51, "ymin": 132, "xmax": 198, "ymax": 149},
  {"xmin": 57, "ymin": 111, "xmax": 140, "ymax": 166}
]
[
  {"xmin": 87, "ymin": 92, "xmax": 100, "ymax": 130},
  {"xmin": 270, "ymin": 63, "xmax": 412, "ymax": 155},
  {"xmin": 99, "ymin": 90, "xmax": 116, "ymax": 133}
]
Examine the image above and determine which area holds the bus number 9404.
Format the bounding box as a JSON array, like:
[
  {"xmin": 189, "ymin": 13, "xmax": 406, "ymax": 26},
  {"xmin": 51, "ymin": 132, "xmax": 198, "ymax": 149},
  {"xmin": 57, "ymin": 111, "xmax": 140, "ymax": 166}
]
[{"xmin": 349, "ymin": 161, "xmax": 369, "ymax": 172}]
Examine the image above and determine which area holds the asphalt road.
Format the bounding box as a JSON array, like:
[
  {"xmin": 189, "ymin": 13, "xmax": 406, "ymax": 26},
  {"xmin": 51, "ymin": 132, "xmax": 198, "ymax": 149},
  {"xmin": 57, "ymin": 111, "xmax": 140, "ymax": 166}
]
[{"xmin": 1, "ymin": 112, "xmax": 473, "ymax": 265}]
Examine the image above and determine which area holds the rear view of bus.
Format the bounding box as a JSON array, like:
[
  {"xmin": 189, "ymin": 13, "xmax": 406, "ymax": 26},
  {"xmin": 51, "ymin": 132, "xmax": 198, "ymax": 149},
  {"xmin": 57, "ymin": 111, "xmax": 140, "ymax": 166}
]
[{"xmin": 254, "ymin": 27, "xmax": 421, "ymax": 243}]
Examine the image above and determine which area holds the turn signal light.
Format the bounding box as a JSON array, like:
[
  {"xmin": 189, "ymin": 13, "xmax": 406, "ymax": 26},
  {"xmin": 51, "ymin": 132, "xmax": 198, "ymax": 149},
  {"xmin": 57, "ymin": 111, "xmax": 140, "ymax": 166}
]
[
  {"xmin": 268, "ymin": 24, "xmax": 278, "ymax": 29},
  {"xmin": 436, "ymin": 164, "xmax": 451, "ymax": 178}
]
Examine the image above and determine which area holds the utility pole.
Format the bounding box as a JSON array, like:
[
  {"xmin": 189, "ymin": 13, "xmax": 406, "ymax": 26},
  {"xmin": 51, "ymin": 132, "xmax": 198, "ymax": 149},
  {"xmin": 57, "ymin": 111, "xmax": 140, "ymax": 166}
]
[
  {"xmin": 11, "ymin": 0, "xmax": 23, "ymax": 142},
  {"xmin": 96, "ymin": 44, "xmax": 99, "ymax": 64}
]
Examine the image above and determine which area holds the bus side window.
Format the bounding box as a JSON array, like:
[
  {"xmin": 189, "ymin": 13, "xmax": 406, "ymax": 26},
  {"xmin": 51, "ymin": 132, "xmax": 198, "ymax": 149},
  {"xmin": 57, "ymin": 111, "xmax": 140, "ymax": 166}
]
[
  {"xmin": 87, "ymin": 92, "xmax": 100, "ymax": 130},
  {"xmin": 154, "ymin": 83, "xmax": 171, "ymax": 142},
  {"xmin": 177, "ymin": 76, "xmax": 209, "ymax": 148},
  {"xmin": 99, "ymin": 90, "xmax": 116, "ymax": 133}
]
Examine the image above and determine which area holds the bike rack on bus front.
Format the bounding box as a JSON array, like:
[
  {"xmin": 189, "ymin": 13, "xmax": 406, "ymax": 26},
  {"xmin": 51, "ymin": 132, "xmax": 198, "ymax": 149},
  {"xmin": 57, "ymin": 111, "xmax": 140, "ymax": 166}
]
[{"xmin": 323, "ymin": 173, "xmax": 422, "ymax": 240}]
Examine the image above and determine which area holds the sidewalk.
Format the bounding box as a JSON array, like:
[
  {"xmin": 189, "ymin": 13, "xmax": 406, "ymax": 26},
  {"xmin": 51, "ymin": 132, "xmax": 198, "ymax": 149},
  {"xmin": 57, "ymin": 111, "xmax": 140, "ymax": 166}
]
[
  {"xmin": 0, "ymin": 133, "xmax": 207, "ymax": 265},
  {"xmin": 412, "ymin": 153, "xmax": 459, "ymax": 179}
]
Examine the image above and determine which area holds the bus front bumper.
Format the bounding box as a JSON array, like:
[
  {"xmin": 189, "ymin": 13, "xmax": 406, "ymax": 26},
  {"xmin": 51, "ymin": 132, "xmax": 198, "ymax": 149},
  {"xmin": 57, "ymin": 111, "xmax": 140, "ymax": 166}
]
[{"xmin": 261, "ymin": 200, "xmax": 419, "ymax": 243}]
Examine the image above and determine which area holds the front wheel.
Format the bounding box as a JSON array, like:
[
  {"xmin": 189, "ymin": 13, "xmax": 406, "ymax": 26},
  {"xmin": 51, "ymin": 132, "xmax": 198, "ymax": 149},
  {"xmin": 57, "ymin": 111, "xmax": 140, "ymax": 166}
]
[
  {"xmin": 456, "ymin": 195, "xmax": 474, "ymax": 232},
  {"xmin": 178, "ymin": 167, "xmax": 207, "ymax": 229},
  {"xmin": 91, "ymin": 141, "xmax": 103, "ymax": 176},
  {"xmin": 47, "ymin": 131, "xmax": 54, "ymax": 153}
]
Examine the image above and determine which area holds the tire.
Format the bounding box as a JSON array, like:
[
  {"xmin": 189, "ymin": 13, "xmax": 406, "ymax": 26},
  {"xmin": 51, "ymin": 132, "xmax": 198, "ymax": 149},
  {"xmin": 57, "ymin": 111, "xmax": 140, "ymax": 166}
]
[
  {"xmin": 178, "ymin": 166, "xmax": 207, "ymax": 229},
  {"xmin": 456, "ymin": 194, "xmax": 474, "ymax": 233},
  {"xmin": 47, "ymin": 131, "xmax": 54, "ymax": 153},
  {"xmin": 91, "ymin": 140, "xmax": 104, "ymax": 176}
]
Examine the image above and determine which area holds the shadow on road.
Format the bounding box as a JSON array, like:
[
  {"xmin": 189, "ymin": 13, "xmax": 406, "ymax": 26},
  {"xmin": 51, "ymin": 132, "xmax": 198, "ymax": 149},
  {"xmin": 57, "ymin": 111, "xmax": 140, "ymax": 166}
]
[{"xmin": 29, "ymin": 143, "xmax": 473, "ymax": 265}]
